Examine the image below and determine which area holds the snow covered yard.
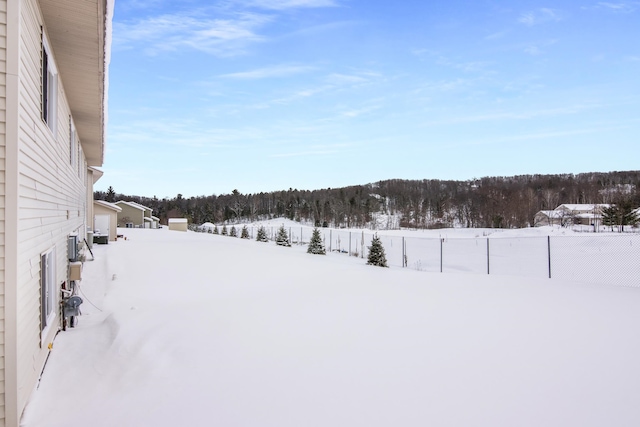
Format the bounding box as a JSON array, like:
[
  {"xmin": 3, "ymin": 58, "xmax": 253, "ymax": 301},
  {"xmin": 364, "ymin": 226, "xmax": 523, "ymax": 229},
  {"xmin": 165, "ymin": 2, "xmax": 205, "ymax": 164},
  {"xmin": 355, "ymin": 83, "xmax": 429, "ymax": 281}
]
[{"xmin": 22, "ymin": 227, "xmax": 640, "ymax": 427}]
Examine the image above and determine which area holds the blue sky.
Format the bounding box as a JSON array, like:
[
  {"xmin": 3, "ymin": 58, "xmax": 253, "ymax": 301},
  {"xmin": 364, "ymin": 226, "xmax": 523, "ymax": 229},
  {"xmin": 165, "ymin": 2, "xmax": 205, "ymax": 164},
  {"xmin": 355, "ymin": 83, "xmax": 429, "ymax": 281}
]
[{"xmin": 99, "ymin": 0, "xmax": 640, "ymax": 198}]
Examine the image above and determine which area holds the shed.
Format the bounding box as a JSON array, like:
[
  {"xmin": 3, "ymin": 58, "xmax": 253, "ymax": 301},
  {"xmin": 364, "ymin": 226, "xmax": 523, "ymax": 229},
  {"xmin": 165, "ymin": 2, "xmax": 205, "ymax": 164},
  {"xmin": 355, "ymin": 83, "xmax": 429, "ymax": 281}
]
[
  {"xmin": 94, "ymin": 200, "xmax": 122, "ymax": 241},
  {"xmin": 168, "ymin": 218, "xmax": 189, "ymax": 232}
]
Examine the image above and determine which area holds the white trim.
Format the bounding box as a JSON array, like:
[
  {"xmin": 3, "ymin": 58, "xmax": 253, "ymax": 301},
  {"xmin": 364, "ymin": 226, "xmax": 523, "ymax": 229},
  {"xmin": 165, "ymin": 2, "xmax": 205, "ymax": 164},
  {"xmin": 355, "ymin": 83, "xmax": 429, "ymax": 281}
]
[
  {"xmin": 42, "ymin": 31, "xmax": 58, "ymax": 135},
  {"xmin": 40, "ymin": 247, "xmax": 57, "ymax": 346},
  {"xmin": 70, "ymin": 116, "xmax": 77, "ymax": 168}
]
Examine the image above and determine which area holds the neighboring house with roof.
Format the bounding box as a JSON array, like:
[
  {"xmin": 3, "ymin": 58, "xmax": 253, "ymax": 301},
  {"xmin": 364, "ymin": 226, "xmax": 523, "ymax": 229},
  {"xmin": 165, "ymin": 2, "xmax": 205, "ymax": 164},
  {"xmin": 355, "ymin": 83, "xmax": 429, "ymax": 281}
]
[
  {"xmin": 115, "ymin": 201, "xmax": 157, "ymax": 228},
  {"xmin": 127, "ymin": 201, "xmax": 158, "ymax": 228},
  {"xmin": 94, "ymin": 200, "xmax": 122, "ymax": 241},
  {"xmin": 0, "ymin": 1, "xmax": 113, "ymax": 426},
  {"xmin": 534, "ymin": 204, "xmax": 610, "ymax": 227}
]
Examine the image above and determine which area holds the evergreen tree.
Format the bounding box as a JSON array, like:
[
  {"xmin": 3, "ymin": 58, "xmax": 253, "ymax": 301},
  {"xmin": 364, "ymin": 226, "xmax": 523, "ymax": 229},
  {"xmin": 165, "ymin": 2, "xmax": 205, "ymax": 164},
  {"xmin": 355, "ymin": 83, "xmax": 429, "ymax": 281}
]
[
  {"xmin": 256, "ymin": 226, "xmax": 269, "ymax": 242},
  {"xmin": 275, "ymin": 224, "xmax": 291, "ymax": 246},
  {"xmin": 241, "ymin": 225, "xmax": 250, "ymax": 239},
  {"xmin": 106, "ymin": 186, "xmax": 116, "ymax": 203},
  {"xmin": 213, "ymin": 225, "xmax": 219, "ymax": 235},
  {"xmin": 367, "ymin": 234, "xmax": 388, "ymax": 267},
  {"xmin": 307, "ymin": 227, "xmax": 326, "ymax": 255},
  {"xmin": 230, "ymin": 225, "xmax": 238, "ymax": 237},
  {"xmin": 602, "ymin": 200, "xmax": 640, "ymax": 232},
  {"xmin": 221, "ymin": 224, "xmax": 228, "ymax": 236}
]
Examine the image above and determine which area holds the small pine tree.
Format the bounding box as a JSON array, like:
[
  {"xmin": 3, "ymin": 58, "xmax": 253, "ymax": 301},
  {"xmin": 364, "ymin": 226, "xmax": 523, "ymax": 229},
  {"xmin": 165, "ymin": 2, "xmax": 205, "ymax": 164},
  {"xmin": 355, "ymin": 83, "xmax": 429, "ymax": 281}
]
[
  {"xmin": 106, "ymin": 186, "xmax": 116, "ymax": 203},
  {"xmin": 230, "ymin": 226, "xmax": 237, "ymax": 237},
  {"xmin": 275, "ymin": 224, "xmax": 291, "ymax": 247},
  {"xmin": 256, "ymin": 226, "xmax": 268, "ymax": 242},
  {"xmin": 307, "ymin": 227, "xmax": 326, "ymax": 255},
  {"xmin": 221, "ymin": 224, "xmax": 228, "ymax": 236},
  {"xmin": 241, "ymin": 225, "xmax": 250, "ymax": 239},
  {"xmin": 367, "ymin": 234, "xmax": 388, "ymax": 267},
  {"xmin": 213, "ymin": 225, "xmax": 219, "ymax": 235}
]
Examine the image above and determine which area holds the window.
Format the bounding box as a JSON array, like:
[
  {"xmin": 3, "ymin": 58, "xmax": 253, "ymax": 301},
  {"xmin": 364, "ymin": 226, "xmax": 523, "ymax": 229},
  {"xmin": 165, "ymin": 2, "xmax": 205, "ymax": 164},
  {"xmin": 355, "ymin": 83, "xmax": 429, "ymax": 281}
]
[
  {"xmin": 41, "ymin": 248, "xmax": 57, "ymax": 336},
  {"xmin": 69, "ymin": 117, "xmax": 77, "ymax": 167},
  {"xmin": 42, "ymin": 31, "xmax": 58, "ymax": 134},
  {"xmin": 78, "ymin": 143, "xmax": 82, "ymax": 177}
]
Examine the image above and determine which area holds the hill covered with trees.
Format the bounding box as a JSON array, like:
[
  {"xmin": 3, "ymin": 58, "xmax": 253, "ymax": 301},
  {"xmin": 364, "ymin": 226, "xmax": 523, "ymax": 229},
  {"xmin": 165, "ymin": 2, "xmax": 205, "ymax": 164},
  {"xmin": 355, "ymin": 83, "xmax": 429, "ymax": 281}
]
[{"xmin": 95, "ymin": 171, "xmax": 640, "ymax": 229}]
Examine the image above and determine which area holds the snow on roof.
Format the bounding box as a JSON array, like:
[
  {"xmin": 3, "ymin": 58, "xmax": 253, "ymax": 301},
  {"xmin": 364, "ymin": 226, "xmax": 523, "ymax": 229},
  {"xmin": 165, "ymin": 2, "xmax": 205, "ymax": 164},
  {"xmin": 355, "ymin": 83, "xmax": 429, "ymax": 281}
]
[
  {"xmin": 557, "ymin": 204, "xmax": 610, "ymax": 211},
  {"xmin": 127, "ymin": 201, "xmax": 153, "ymax": 211},
  {"xmin": 94, "ymin": 199, "xmax": 122, "ymax": 212},
  {"xmin": 115, "ymin": 200, "xmax": 146, "ymax": 211},
  {"xmin": 535, "ymin": 210, "xmax": 562, "ymax": 218},
  {"xmin": 168, "ymin": 218, "xmax": 188, "ymax": 223}
]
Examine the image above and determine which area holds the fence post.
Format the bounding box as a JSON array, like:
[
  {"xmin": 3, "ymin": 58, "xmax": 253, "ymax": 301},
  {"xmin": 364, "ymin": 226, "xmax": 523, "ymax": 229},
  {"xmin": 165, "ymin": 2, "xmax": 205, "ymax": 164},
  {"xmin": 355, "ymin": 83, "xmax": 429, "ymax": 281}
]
[
  {"xmin": 487, "ymin": 238, "xmax": 490, "ymax": 275},
  {"xmin": 440, "ymin": 238, "xmax": 443, "ymax": 273},
  {"xmin": 547, "ymin": 236, "xmax": 551, "ymax": 279},
  {"xmin": 330, "ymin": 229, "xmax": 332, "ymax": 252},
  {"xmin": 402, "ymin": 237, "xmax": 405, "ymax": 267},
  {"xmin": 349, "ymin": 232, "xmax": 352, "ymax": 256}
]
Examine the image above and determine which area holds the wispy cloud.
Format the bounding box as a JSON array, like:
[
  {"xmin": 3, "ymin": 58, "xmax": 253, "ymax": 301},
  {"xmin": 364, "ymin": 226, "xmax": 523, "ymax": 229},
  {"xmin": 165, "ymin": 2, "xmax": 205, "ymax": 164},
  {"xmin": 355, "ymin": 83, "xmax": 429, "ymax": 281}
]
[
  {"xmin": 519, "ymin": 8, "xmax": 561, "ymax": 26},
  {"xmin": 233, "ymin": 69, "xmax": 384, "ymax": 110},
  {"xmin": 240, "ymin": 0, "xmax": 339, "ymax": 10},
  {"xmin": 415, "ymin": 78, "xmax": 477, "ymax": 94},
  {"xmin": 220, "ymin": 64, "xmax": 316, "ymax": 79},
  {"xmin": 423, "ymin": 103, "xmax": 603, "ymax": 127},
  {"xmin": 591, "ymin": 2, "xmax": 640, "ymax": 13},
  {"xmin": 522, "ymin": 39, "xmax": 557, "ymax": 56},
  {"xmin": 340, "ymin": 103, "xmax": 382, "ymax": 118},
  {"xmin": 269, "ymin": 146, "xmax": 347, "ymax": 158},
  {"xmin": 113, "ymin": 11, "xmax": 272, "ymax": 56},
  {"xmin": 485, "ymin": 30, "xmax": 510, "ymax": 41}
]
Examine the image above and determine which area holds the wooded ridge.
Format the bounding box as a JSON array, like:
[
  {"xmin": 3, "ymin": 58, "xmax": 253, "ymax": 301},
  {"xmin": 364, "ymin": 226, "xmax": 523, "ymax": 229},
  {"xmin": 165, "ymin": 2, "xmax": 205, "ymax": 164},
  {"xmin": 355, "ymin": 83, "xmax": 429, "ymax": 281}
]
[{"xmin": 95, "ymin": 170, "xmax": 640, "ymax": 229}]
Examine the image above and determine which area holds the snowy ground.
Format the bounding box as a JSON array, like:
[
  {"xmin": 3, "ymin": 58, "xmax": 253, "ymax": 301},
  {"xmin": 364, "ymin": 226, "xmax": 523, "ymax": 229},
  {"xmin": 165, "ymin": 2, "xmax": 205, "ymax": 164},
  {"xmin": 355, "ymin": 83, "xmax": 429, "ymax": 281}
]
[{"xmin": 21, "ymin": 226, "xmax": 640, "ymax": 427}]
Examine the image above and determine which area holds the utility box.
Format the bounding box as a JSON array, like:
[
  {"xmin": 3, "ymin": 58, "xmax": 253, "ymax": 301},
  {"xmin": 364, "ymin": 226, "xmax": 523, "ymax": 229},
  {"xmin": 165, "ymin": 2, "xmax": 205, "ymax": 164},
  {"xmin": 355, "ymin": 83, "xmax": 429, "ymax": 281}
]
[
  {"xmin": 68, "ymin": 235, "xmax": 79, "ymax": 261},
  {"xmin": 69, "ymin": 261, "xmax": 82, "ymax": 281}
]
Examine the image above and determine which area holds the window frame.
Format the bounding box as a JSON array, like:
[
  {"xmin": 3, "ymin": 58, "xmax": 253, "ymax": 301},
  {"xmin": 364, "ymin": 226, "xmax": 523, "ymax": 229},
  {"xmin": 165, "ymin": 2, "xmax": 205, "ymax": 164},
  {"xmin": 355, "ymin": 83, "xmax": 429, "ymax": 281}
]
[
  {"xmin": 69, "ymin": 116, "xmax": 77, "ymax": 168},
  {"xmin": 40, "ymin": 247, "xmax": 57, "ymax": 343},
  {"xmin": 42, "ymin": 31, "xmax": 58, "ymax": 135}
]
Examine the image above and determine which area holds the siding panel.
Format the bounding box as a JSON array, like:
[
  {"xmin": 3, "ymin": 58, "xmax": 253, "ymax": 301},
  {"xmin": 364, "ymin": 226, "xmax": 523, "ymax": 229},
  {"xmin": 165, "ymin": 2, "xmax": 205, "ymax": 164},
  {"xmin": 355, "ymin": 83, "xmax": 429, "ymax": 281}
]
[{"xmin": 0, "ymin": 0, "xmax": 7, "ymax": 423}]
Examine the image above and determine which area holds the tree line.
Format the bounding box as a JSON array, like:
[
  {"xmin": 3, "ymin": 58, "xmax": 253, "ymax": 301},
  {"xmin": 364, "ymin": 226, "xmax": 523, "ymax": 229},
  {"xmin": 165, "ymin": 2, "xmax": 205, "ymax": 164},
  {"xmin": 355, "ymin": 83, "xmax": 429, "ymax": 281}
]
[{"xmin": 95, "ymin": 170, "xmax": 640, "ymax": 229}]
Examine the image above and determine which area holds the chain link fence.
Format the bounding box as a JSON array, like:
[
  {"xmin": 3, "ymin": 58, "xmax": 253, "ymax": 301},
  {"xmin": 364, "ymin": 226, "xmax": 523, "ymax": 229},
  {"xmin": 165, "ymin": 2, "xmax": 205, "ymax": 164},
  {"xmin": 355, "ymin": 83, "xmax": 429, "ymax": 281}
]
[{"xmin": 197, "ymin": 225, "xmax": 639, "ymax": 288}]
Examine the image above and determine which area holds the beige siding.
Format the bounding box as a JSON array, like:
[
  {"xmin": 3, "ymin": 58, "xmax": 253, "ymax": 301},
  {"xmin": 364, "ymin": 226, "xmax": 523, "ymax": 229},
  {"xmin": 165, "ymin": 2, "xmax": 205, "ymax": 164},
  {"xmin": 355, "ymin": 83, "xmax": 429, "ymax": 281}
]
[
  {"xmin": 10, "ymin": 0, "xmax": 89, "ymax": 419},
  {"xmin": 117, "ymin": 203, "xmax": 145, "ymax": 227},
  {"xmin": 0, "ymin": 0, "xmax": 7, "ymax": 423}
]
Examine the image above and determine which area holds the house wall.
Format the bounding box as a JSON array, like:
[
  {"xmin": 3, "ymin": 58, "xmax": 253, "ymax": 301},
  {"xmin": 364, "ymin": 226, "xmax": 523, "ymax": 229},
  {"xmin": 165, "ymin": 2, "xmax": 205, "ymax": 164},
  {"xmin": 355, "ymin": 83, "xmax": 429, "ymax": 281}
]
[
  {"xmin": 4, "ymin": 0, "xmax": 90, "ymax": 424},
  {"xmin": 94, "ymin": 204, "xmax": 119, "ymax": 241},
  {"xmin": 1, "ymin": 0, "xmax": 8, "ymax": 424},
  {"xmin": 117, "ymin": 204, "xmax": 144, "ymax": 227}
]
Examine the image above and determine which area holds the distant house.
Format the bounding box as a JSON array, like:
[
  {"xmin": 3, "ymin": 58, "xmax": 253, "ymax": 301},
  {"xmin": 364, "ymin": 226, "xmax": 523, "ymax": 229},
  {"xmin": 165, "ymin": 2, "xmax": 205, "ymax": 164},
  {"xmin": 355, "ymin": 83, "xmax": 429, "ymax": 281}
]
[
  {"xmin": 534, "ymin": 204, "xmax": 610, "ymax": 227},
  {"xmin": 94, "ymin": 200, "xmax": 122, "ymax": 241},
  {"xmin": 115, "ymin": 201, "xmax": 158, "ymax": 228},
  {"xmin": 168, "ymin": 218, "xmax": 189, "ymax": 232},
  {"xmin": 0, "ymin": 1, "xmax": 113, "ymax": 426},
  {"xmin": 534, "ymin": 210, "xmax": 563, "ymax": 227}
]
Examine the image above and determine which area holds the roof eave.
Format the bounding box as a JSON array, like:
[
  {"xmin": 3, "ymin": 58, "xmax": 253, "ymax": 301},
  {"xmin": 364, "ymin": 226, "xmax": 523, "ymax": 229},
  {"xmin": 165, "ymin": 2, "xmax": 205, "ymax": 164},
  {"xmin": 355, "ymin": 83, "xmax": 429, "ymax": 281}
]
[{"xmin": 39, "ymin": 0, "xmax": 113, "ymax": 167}]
